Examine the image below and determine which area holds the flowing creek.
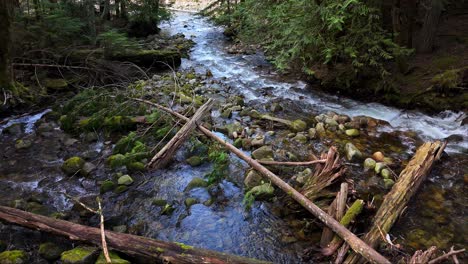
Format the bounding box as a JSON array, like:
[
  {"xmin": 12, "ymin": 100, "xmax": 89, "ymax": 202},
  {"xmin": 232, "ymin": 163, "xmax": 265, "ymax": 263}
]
[{"xmin": 0, "ymin": 11, "xmax": 466, "ymax": 263}]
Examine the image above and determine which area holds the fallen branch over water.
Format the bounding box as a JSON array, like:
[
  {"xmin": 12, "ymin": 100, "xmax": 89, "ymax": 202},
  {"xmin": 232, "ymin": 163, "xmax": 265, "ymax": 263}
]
[
  {"xmin": 132, "ymin": 98, "xmax": 391, "ymax": 264},
  {"xmin": 0, "ymin": 206, "xmax": 269, "ymax": 264},
  {"xmin": 258, "ymin": 159, "xmax": 326, "ymax": 166},
  {"xmin": 344, "ymin": 141, "xmax": 447, "ymax": 264}
]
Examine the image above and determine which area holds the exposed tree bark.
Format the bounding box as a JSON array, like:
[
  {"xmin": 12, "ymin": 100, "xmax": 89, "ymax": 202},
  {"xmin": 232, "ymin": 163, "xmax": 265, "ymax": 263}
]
[
  {"xmin": 147, "ymin": 99, "xmax": 214, "ymax": 169},
  {"xmin": 132, "ymin": 98, "xmax": 392, "ymax": 264},
  {"xmin": 0, "ymin": 0, "xmax": 14, "ymax": 89},
  {"xmin": 0, "ymin": 206, "xmax": 269, "ymax": 264},
  {"xmin": 412, "ymin": 0, "xmax": 443, "ymax": 53},
  {"xmin": 344, "ymin": 141, "xmax": 447, "ymax": 264}
]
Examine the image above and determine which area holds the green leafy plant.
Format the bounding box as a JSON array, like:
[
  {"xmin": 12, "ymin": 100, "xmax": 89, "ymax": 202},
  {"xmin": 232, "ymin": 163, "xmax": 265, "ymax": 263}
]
[{"xmin": 205, "ymin": 143, "xmax": 230, "ymax": 184}]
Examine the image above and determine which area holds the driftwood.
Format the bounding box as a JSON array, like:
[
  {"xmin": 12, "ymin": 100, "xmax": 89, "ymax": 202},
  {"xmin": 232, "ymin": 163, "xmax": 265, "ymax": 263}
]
[
  {"xmin": 133, "ymin": 98, "xmax": 391, "ymax": 264},
  {"xmin": 147, "ymin": 99, "xmax": 214, "ymax": 169},
  {"xmin": 408, "ymin": 246, "xmax": 437, "ymax": 264},
  {"xmin": 258, "ymin": 159, "xmax": 326, "ymax": 166},
  {"xmin": 344, "ymin": 141, "xmax": 447, "ymax": 264},
  {"xmin": 321, "ymin": 183, "xmax": 348, "ymax": 248},
  {"xmin": 322, "ymin": 200, "xmax": 364, "ymax": 256},
  {"xmin": 301, "ymin": 146, "xmax": 346, "ymax": 201},
  {"xmin": 0, "ymin": 206, "xmax": 269, "ymax": 264}
]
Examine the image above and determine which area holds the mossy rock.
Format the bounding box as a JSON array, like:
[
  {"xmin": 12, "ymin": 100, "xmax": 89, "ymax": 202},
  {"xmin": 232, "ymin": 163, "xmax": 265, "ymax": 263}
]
[
  {"xmin": 152, "ymin": 199, "xmax": 168, "ymax": 207},
  {"xmin": 107, "ymin": 154, "xmax": 127, "ymax": 168},
  {"xmin": 95, "ymin": 251, "xmax": 130, "ymax": 264},
  {"xmin": 184, "ymin": 198, "xmax": 198, "ymax": 208},
  {"xmin": 61, "ymin": 247, "xmax": 97, "ymax": 264},
  {"xmin": 39, "ymin": 242, "xmax": 65, "ymax": 261},
  {"xmin": 290, "ymin": 119, "xmax": 307, "ymax": 132},
  {"xmin": 161, "ymin": 204, "xmax": 175, "ymax": 215},
  {"xmin": 15, "ymin": 139, "xmax": 32, "ymax": 150},
  {"xmin": 100, "ymin": 180, "xmax": 116, "ymax": 194},
  {"xmin": 44, "ymin": 79, "xmax": 68, "ymax": 90},
  {"xmin": 117, "ymin": 175, "xmax": 134, "ymax": 186},
  {"xmin": 251, "ymin": 146, "xmax": 273, "ymax": 161},
  {"xmin": 127, "ymin": 161, "xmax": 145, "ymax": 172},
  {"xmin": 185, "ymin": 177, "xmax": 209, "ymax": 191},
  {"xmin": 186, "ymin": 156, "xmax": 203, "ymax": 167},
  {"xmin": 62, "ymin": 157, "xmax": 85, "ymax": 176},
  {"xmin": 26, "ymin": 201, "xmax": 48, "ymax": 215},
  {"xmin": 0, "ymin": 250, "xmax": 28, "ymax": 264},
  {"xmin": 245, "ymin": 183, "xmax": 274, "ymax": 201},
  {"xmin": 114, "ymin": 185, "xmax": 128, "ymax": 194}
]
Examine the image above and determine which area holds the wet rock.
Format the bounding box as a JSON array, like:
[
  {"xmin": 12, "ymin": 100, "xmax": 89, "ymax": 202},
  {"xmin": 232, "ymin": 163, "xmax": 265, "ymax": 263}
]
[
  {"xmin": 62, "ymin": 157, "xmax": 85, "ymax": 176},
  {"xmin": 3, "ymin": 124, "xmax": 22, "ymax": 136},
  {"xmin": 233, "ymin": 138, "xmax": 243, "ymax": 148},
  {"xmin": 60, "ymin": 247, "xmax": 97, "ymax": 264},
  {"xmin": 345, "ymin": 143, "xmax": 362, "ymax": 161},
  {"xmin": 185, "ymin": 177, "xmax": 209, "ymax": 191},
  {"xmin": 308, "ymin": 128, "xmax": 317, "ymax": 139},
  {"xmin": 152, "ymin": 199, "xmax": 168, "ymax": 207},
  {"xmin": 338, "ymin": 124, "xmax": 345, "ymax": 131},
  {"xmin": 161, "ymin": 204, "xmax": 175, "ymax": 215},
  {"xmin": 290, "ymin": 119, "xmax": 307, "ymax": 132},
  {"xmin": 244, "ymin": 170, "xmax": 263, "ymax": 190},
  {"xmin": 292, "ymin": 133, "xmax": 307, "ymax": 143},
  {"xmin": 39, "ymin": 242, "xmax": 65, "ymax": 261},
  {"xmin": 83, "ymin": 132, "xmax": 98, "ymax": 142},
  {"xmin": 95, "ymin": 251, "xmax": 130, "ymax": 264},
  {"xmin": 184, "ymin": 198, "xmax": 198, "ymax": 208},
  {"xmin": 251, "ymin": 135, "xmax": 265, "ymax": 147},
  {"xmin": 374, "ymin": 162, "xmax": 385, "ymax": 174},
  {"xmin": 383, "ymin": 179, "xmax": 395, "ymax": 189},
  {"xmin": 383, "ymin": 157, "xmax": 394, "ymax": 165},
  {"xmin": 281, "ymin": 235, "xmax": 298, "ymax": 244},
  {"xmin": 345, "ymin": 129, "xmax": 360, "ymax": 137},
  {"xmin": 324, "ymin": 117, "xmax": 338, "ymax": 127},
  {"xmin": 117, "ymin": 175, "xmax": 134, "ymax": 186},
  {"xmin": 315, "ymin": 122, "xmax": 325, "ymax": 134},
  {"xmin": 15, "ymin": 139, "xmax": 32, "ymax": 149},
  {"xmin": 381, "ymin": 168, "xmax": 391, "ymax": 179},
  {"xmin": 12, "ymin": 199, "xmax": 27, "ymax": 210},
  {"xmin": 114, "ymin": 186, "xmax": 128, "ymax": 194},
  {"xmin": 372, "ymin": 151, "xmax": 385, "ymax": 162},
  {"xmin": 241, "ymin": 138, "xmax": 252, "ymax": 150},
  {"xmin": 186, "ymin": 156, "xmax": 203, "ymax": 167},
  {"xmin": 127, "ymin": 161, "xmax": 145, "ymax": 172},
  {"xmin": 270, "ymin": 103, "xmax": 283, "ymax": 112},
  {"xmin": 221, "ymin": 108, "xmax": 232, "ymax": 118},
  {"xmin": 107, "ymin": 154, "xmax": 126, "ymax": 169},
  {"xmin": 252, "ymin": 146, "xmax": 274, "ymax": 161},
  {"xmin": 99, "ymin": 180, "xmax": 115, "ymax": 194},
  {"xmin": 81, "ymin": 150, "xmax": 100, "ymax": 160},
  {"xmin": 363, "ymin": 158, "xmax": 376, "ymax": 170},
  {"xmin": 81, "ymin": 162, "xmax": 96, "ymax": 176},
  {"xmin": 337, "ymin": 115, "xmax": 350, "ymax": 124},
  {"xmin": 246, "ymin": 183, "xmax": 274, "ymax": 201},
  {"xmin": 0, "ymin": 250, "xmax": 28, "ymax": 264}
]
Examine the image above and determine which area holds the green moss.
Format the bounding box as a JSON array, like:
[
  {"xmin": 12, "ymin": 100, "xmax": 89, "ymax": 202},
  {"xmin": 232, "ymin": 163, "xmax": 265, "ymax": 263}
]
[
  {"xmin": 185, "ymin": 177, "xmax": 209, "ymax": 191},
  {"xmin": 39, "ymin": 242, "xmax": 64, "ymax": 261},
  {"xmin": 107, "ymin": 154, "xmax": 126, "ymax": 168},
  {"xmin": 114, "ymin": 185, "xmax": 128, "ymax": 194},
  {"xmin": 186, "ymin": 156, "xmax": 203, "ymax": 167},
  {"xmin": 184, "ymin": 198, "xmax": 198, "ymax": 208},
  {"xmin": 60, "ymin": 247, "xmax": 96, "ymax": 264},
  {"xmin": 0, "ymin": 250, "xmax": 28, "ymax": 264},
  {"xmin": 95, "ymin": 251, "xmax": 129, "ymax": 264},
  {"xmin": 156, "ymin": 247, "xmax": 165, "ymax": 253},
  {"xmin": 340, "ymin": 200, "xmax": 364, "ymax": 226},
  {"xmin": 127, "ymin": 161, "xmax": 146, "ymax": 171},
  {"xmin": 62, "ymin": 157, "xmax": 85, "ymax": 176},
  {"xmin": 431, "ymin": 69, "xmax": 461, "ymax": 91},
  {"xmin": 44, "ymin": 79, "xmax": 68, "ymax": 90},
  {"xmin": 174, "ymin": 242, "xmax": 194, "ymax": 250},
  {"xmin": 100, "ymin": 180, "xmax": 116, "ymax": 194},
  {"xmin": 152, "ymin": 199, "xmax": 168, "ymax": 207},
  {"xmin": 432, "ymin": 55, "xmax": 460, "ymax": 70}
]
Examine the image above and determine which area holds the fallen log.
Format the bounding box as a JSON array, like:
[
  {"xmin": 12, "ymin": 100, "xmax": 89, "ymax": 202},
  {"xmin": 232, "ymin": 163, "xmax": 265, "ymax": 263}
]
[
  {"xmin": 344, "ymin": 141, "xmax": 447, "ymax": 264},
  {"xmin": 133, "ymin": 98, "xmax": 391, "ymax": 264},
  {"xmin": 321, "ymin": 183, "xmax": 348, "ymax": 248},
  {"xmin": 147, "ymin": 99, "xmax": 214, "ymax": 169},
  {"xmin": 0, "ymin": 206, "xmax": 269, "ymax": 264}
]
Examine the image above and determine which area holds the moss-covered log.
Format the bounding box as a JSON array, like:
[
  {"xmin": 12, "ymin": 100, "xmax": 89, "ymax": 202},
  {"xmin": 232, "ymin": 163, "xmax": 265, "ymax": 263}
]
[
  {"xmin": 0, "ymin": 206, "xmax": 269, "ymax": 264},
  {"xmin": 344, "ymin": 141, "xmax": 447, "ymax": 264}
]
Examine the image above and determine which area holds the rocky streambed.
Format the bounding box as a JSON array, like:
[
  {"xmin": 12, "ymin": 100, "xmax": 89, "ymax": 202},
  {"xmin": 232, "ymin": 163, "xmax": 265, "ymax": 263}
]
[{"xmin": 0, "ymin": 11, "xmax": 467, "ymax": 264}]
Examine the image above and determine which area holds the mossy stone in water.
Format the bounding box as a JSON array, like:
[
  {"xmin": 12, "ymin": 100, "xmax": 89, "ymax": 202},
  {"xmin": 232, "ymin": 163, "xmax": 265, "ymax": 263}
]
[
  {"xmin": 185, "ymin": 177, "xmax": 209, "ymax": 191},
  {"xmin": 383, "ymin": 179, "xmax": 395, "ymax": 189},
  {"xmin": 95, "ymin": 251, "xmax": 130, "ymax": 264},
  {"xmin": 244, "ymin": 169, "xmax": 263, "ymax": 190},
  {"xmin": 363, "ymin": 158, "xmax": 376, "ymax": 170},
  {"xmin": 245, "ymin": 183, "xmax": 274, "ymax": 201},
  {"xmin": 60, "ymin": 247, "xmax": 97, "ymax": 264},
  {"xmin": 107, "ymin": 154, "xmax": 126, "ymax": 168},
  {"xmin": 290, "ymin": 119, "xmax": 307, "ymax": 132},
  {"xmin": 39, "ymin": 242, "xmax": 65, "ymax": 261},
  {"xmin": 62, "ymin": 157, "xmax": 85, "ymax": 176},
  {"xmin": 127, "ymin": 161, "xmax": 145, "ymax": 172},
  {"xmin": 0, "ymin": 250, "xmax": 28, "ymax": 264},
  {"xmin": 186, "ymin": 156, "xmax": 203, "ymax": 167},
  {"xmin": 152, "ymin": 199, "xmax": 168, "ymax": 207},
  {"xmin": 117, "ymin": 175, "xmax": 134, "ymax": 186},
  {"xmin": 251, "ymin": 146, "xmax": 273, "ymax": 161},
  {"xmin": 374, "ymin": 162, "xmax": 385, "ymax": 174},
  {"xmin": 381, "ymin": 168, "xmax": 391, "ymax": 179},
  {"xmin": 184, "ymin": 198, "xmax": 198, "ymax": 208},
  {"xmin": 15, "ymin": 139, "xmax": 32, "ymax": 150},
  {"xmin": 114, "ymin": 185, "xmax": 128, "ymax": 194},
  {"xmin": 100, "ymin": 180, "xmax": 116, "ymax": 194}
]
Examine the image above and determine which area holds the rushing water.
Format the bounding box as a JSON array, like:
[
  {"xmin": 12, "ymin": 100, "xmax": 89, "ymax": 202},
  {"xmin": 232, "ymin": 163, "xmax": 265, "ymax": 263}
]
[{"xmin": 160, "ymin": 12, "xmax": 468, "ymax": 154}]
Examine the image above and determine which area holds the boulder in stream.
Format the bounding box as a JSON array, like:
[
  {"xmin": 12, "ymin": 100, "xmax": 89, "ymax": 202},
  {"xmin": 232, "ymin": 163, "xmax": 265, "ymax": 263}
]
[
  {"xmin": 60, "ymin": 247, "xmax": 97, "ymax": 264},
  {"xmin": 61, "ymin": 157, "xmax": 85, "ymax": 176},
  {"xmin": 251, "ymin": 146, "xmax": 274, "ymax": 161}
]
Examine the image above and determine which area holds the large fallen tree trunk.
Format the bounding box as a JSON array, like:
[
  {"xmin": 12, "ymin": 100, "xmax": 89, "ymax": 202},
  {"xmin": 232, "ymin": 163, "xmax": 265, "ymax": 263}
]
[
  {"xmin": 147, "ymin": 98, "xmax": 214, "ymax": 169},
  {"xmin": 133, "ymin": 98, "xmax": 391, "ymax": 264},
  {"xmin": 344, "ymin": 141, "xmax": 447, "ymax": 264},
  {"xmin": 0, "ymin": 206, "xmax": 268, "ymax": 264}
]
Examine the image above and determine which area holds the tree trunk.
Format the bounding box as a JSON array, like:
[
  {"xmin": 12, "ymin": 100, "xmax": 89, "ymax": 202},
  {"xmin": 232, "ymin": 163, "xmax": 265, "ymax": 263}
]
[
  {"xmin": 115, "ymin": 0, "xmax": 121, "ymax": 18},
  {"xmin": 120, "ymin": 0, "xmax": 127, "ymax": 19},
  {"xmin": 0, "ymin": 0, "xmax": 13, "ymax": 90},
  {"xmin": 344, "ymin": 141, "xmax": 447, "ymax": 264},
  {"xmin": 0, "ymin": 206, "xmax": 269, "ymax": 264},
  {"xmin": 412, "ymin": 0, "xmax": 443, "ymax": 53}
]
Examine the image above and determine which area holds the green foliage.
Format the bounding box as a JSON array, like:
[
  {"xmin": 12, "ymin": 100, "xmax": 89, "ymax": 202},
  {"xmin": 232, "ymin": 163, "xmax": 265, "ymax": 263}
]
[
  {"xmin": 220, "ymin": 0, "xmax": 411, "ymax": 89},
  {"xmin": 97, "ymin": 29, "xmax": 140, "ymax": 55},
  {"xmin": 205, "ymin": 143, "xmax": 230, "ymax": 184}
]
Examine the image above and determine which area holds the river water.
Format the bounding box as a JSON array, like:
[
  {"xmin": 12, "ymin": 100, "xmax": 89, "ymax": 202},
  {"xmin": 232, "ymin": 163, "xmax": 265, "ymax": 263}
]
[{"xmin": 0, "ymin": 11, "xmax": 466, "ymax": 264}]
